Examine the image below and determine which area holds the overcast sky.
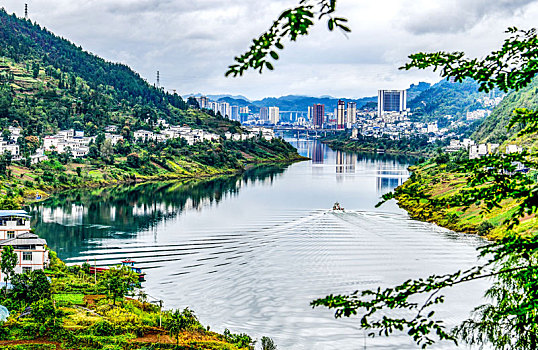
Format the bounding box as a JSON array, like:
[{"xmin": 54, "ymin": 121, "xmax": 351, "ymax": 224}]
[{"xmin": 3, "ymin": 0, "xmax": 538, "ymax": 100}]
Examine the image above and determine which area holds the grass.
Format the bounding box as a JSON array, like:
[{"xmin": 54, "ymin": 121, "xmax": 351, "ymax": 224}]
[
  {"xmin": 52, "ymin": 294, "xmax": 85, "ymax": 306},
  {"xmin": 395, "ymin": 161, "xmax": 538, "ymax": 238}
]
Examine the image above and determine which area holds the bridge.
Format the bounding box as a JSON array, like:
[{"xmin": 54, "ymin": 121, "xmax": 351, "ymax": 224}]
[{"xmin": 272, "ymin": 126, "xmax": 346, "ymax": 138}]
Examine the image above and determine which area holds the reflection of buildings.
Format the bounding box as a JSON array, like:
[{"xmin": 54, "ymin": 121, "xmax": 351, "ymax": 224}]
[
  {"xmin": 311, "ymin": 142, "xmax": 324, "ymax": 164},
  {"xmin": 29, "ymin": 166, "xmax": 288, "ymax": 259},
  {"xmin": 335, "ymin": 151, "xmax": 356, "ymax": 174},
  {"xmin": 375, "ymin": 161, "xmax": 406, "ymax": 193}
]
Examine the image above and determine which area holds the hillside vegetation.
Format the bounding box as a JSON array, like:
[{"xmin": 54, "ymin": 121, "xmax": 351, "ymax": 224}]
[
  {"xmin": 0, "ymin": 251, "xmax": 256, "ymax": 350},
  {"xmin": 472, "ymin": 77, "xmax": 538, "ymax": 150},
  {"xmin": 393, "ymin": 158, "xmax": 537, "ymax": 239},
  {"xmin": 408, "ymin": 79, "xmax": 501, "ymax": 123},
  {"xmin": 0, "ymin": 10, "xmax": 304, "ymax": 206}
]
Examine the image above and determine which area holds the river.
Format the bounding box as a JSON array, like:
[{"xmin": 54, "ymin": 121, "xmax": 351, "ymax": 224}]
[{"xmin": 29, "ymin": 139, "xmax": 488, "ymax": 349}]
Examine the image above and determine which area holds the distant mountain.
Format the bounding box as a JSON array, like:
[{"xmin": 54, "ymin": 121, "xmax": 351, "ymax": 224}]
[
  {"xmin": 217, "ymin": 97, "xmax": 258, "ymax": 112},
  {"xmin": 187, "ymin": 93, "xmax": 251, "ymax": 102}
]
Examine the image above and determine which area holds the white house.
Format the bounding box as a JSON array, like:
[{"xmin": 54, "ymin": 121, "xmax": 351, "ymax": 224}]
[
  {"xmin": 133, "ymin": 130, "xmax": 156, "ymax": 142},
  {"xmin": 506, "ymin": 144, "xmax": 523, "ymax": 154},
  {"xmin": 0, "ymin": 141, "xmax": 20, "ymax": 159},
  {"xmin": 0, "ymin": 210, "xmax": 50, "ymax": 282},
  {"xmin": 7, "ymin": 126, "xmax": 21, "ymax": 142},
  {"xmin": 105, "ymin": 133, "xmax": 124, "ymax": 145},
  {"xmin": 30, "ymin": 148, "xmax": 48, "ymax": 164}
]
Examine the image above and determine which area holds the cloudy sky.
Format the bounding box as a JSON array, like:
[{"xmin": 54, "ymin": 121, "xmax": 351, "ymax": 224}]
[{"xmin": 3, "ymin": 0, "xmax": 538, "ymax": 100}]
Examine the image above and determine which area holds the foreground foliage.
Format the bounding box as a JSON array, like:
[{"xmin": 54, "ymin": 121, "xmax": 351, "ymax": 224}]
[{"xmin": 0, "ymin": 251, "xmax": 257, "ymax": 350}]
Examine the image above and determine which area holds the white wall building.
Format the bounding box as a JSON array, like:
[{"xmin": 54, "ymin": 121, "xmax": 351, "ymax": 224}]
[
  {"xmin": 0, "ymin": 210, "xmax": 50, "ymax": 282},
  {"xmin": 268, "ymin": 107, "xmax": 280, "ymax": 125},
  {"xmin": 0, "ymin": 141, "xmax": 20, "ymax": 159}
]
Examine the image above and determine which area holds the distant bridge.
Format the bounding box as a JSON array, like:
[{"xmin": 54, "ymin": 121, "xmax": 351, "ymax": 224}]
[{"xmin": 272, "ymin": 126, "xmax": 346, "ymax": 138}]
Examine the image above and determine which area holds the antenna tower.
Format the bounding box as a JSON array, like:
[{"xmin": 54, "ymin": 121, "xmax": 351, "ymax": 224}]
[
  {"xmin": 24, "ymin": 4, "xmax": 28, "ymax": 19},
  {"xmin": 156, "ymin": 71, "xmax": 160, "ymax": 88}
]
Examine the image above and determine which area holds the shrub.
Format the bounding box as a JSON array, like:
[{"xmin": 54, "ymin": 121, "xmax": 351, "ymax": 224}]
[{"xmin": 477, "ymin": 221, "xmax": 494, "ymax": 236}]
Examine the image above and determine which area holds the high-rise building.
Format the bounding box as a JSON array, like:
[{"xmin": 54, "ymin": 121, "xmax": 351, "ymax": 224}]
[
  {"xmin": 195, "ymin": 96, "xmax": 208, "ymax": 109},
  {"xmin": 377, "ymin": 90, "xmax": 406, "ymax": 116},
  {"xmin": 218, "ymin": 102, "xmax": 231, "ymax": 118},
  {"xmin": 336, "ymin": 100, "xmax": 346, "ymax": 129},
  {"xmin": 268, "ymin": 107, "xmax": 280, "ymax": 124},
  {"xmin": 347, "ymin": 102, "xmax": 357, "ymax": 125},
  {"xmin": 240, "ymin": 106, "xmax": 250, "ymax": 114},
  {"xmin": 209, "ymin": 101, "xmax": 219, "ymax": 115},
  {"xmin": 308, "ymin": 106, "xmax": 313, "ymax": 121},
  {"xmin": 231, "ymin": 106, "xmax": 240, "ymax": 121},
  {"xmin": 312, "ymin": 104, "xmax": 325, "ymax": 129},
  {"xmin": 260, "ymin": 107, "xmax": 269, "ymax": 122}
]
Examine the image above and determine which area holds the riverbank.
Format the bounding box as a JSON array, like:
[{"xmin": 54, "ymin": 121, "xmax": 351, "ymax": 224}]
[
  {"xmin": 392, "ymin": 161, "xmax": 537, "ymax": 239},
  {"xmin": 0, "ymin": 251, "xmax": 257, "ymax": 350},
  {"xmin": 0, "ymin": 143, "xmax": 308, "ymax": 207},
  {"xmin": 320, "ymin": 135, "xmax": 440, "ymax": 157}
]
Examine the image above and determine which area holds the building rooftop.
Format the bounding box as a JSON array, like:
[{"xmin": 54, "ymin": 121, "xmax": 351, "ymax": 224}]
[
  {"xmin": 0, "ymin": 210, "xmax": 30, "ymax": 219},
  {"xmin": 0, "ymin": 232, "xmax": 47, "ymax": 246}
]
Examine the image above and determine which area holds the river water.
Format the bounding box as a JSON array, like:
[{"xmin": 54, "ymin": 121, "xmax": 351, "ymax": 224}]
[{"xmin": 29, "ymin": 140, "xmax": 488, "ymax": 349}]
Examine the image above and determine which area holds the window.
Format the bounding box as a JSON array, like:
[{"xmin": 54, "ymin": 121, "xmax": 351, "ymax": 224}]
[
  {"xmin": 22, "ymin": 267, "xmax": 32, "ymax": 274},
  {"xmin": 23, "ymin": 252, "xmax": 32, "ymax": 261},
  {"xmin": 7, "ymin": 231, "xmax": 15, "ymax": 239}
]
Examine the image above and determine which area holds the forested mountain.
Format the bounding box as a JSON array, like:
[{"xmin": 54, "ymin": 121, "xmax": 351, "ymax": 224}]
[
  {"xmin": 473, "ymin": 77, "xmax": 538, "ymax": 148},
  {"xmin": 407, "ymin": 79, "xmax": 501, "ymax": 121},
  {"xmin": 0, "ymin": 9, "xmax": 302, "ymax": 202},
  {"xmin": 0, "ymin": 9, "xmax": 244, "ymax": 138}
]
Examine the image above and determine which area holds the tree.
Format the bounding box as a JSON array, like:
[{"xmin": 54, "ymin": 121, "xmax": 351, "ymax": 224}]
[
  {"xmin": 226, "ymin": 0, "xmax": 348, "ymax": 76},
  {"xmin": 1, "ymin": 246, "xmax": 17, "ymax": 294},
  {"xmin": 31, "ymin": 299, "xmax": 59, "ymax": 332},
  {"xmin": 309, "ymin": 28, "xmax": 538, "ymax": 349},
  {"xmin": 99, "ymin": 265, "xmax": 138, "ymax": 305},
  {"xmin": 261, "ymin": 336, "xmax": 277, "ymax": 350},
  {"xmin": 165, "ymin": 307, "xmax": 200, "ymax": 347},
  {"xmin": 11, "ymin": 269, "xmax": 51, "ymax": 303}
]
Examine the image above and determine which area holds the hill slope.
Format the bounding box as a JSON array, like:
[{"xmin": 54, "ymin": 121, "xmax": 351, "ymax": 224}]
[
  {"xmin": 408, "ymin": 79, "xmax": 501, "ymax": 122},
  {"xmin": 473, "ymin": 77, "xmax": 538, "ymax": 149},
  {"xmin": 0, "ymin": 9, "xmax": 247, "ymax": 137},
  {"xmin": 0, "ymin": 10, "xmax": 303, "ymax": 205}
]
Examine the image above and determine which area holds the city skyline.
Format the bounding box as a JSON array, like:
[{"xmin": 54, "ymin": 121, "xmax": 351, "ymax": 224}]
[{"xmin": 1, "ymin": 1, "xmax": 536, "ymax": 100}]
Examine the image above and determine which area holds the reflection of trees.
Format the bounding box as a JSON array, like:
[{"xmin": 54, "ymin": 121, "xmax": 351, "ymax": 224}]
[
  {"xmin": 27, "ymin": 165, "xmax": 288, "ymax": 259},
  {"xmin": 355, "ymin": 152, "xmax": 416, "ymax": 165}
]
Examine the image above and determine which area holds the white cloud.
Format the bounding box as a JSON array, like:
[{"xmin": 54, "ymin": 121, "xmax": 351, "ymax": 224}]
[{"xmin": 3, "ymin": 0, "xmax": 538, "ymax": 100}]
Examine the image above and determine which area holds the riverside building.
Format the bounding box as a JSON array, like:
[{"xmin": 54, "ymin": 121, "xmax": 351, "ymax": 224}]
[{"xmin": 0, "ymin": 210, "xmax": 50, "ymax": 282}]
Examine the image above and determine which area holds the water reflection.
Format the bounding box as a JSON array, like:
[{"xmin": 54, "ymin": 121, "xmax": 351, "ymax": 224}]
[{"xmin": 28, "ymin": 165, "xmax": 288, "ymax": 260}]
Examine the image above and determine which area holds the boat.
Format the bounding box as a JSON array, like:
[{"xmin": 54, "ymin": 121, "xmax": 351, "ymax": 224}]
[
  {"xmin": 376, "ymin": 148, "xmax": 385, "ymax": 154},
  {"xmin": 332, "ymin": 202, "xmax": 344, "ymax": 211},
  {"xmin": 121, "ymin": 259, "xmax": 146, "ymax": 282},
  {"xmin": 88, "ymin": 259, "xmax": 146, "ymax": 282}
]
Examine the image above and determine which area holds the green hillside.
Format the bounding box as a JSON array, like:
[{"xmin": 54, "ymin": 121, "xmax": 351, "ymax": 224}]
[
  {"xmin": 0, "ymin": 9, "xmax": 303, "ymax": 205},
  {"xmin": 408, "ymin": 79, "xmax": 501, "ymax": 122},
  {"xmin": 472, "ymin": 77, "xmax": 538, "ymax": 150}
]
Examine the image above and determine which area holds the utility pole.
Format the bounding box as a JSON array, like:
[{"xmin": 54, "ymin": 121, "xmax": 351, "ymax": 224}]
[{"xmin": 158, "ymin": 300, "xmax": 163, "ymax": 327}]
